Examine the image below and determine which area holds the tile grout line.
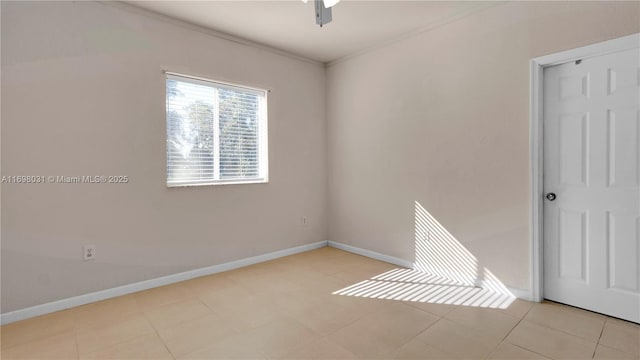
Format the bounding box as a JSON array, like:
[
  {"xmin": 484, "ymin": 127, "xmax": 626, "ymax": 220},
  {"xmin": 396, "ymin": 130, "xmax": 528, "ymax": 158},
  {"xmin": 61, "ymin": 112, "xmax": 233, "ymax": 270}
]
[
  {"xmin": 390, "ymin": 314, "xmax": 459, "ymax": 358},
  {"xmin": 139, "ymin": 304, "xmax": 178, "ymax": 360},
  {"xmin": 74, "ymin": 328, "xmax": 81, "ymax": 360},
  {"xmin": 525, "ymin": 315, "xmax": 606, "ymax": 344},
  {"xmin": 147, "ymin": 319, "xmax": 177, "ymax": 359},
  {"xmin": 431, "ymin": 306, "xmax": 528, "ymax": 360},
  {"xmin": 193, "ymin": 293, "xmax": 247, "ymax": 338},
  {"xmin": 496, "ymin": 307, "xmax": 553, "ymax": 360},
  {"xmin": 500, "ymin": 304, "xmax": 602, "ymax": 360},
  {"xmin": 258, "ymin": 313, "xmax": 322, "ymax": 358},
  {"xmin": 403, "ymin": 300, "xmax": 456, "ymax": 318},
  {"xmin": 592, "ymin": 318, "xmax": 607, "ymax": 359},
  {"xmin": 508, "ymin": 342, "xmax": 552, "ymax": 360},
  {"xmin": 485, "ymin": 303, "xmax": 544, "ymax": 359}
]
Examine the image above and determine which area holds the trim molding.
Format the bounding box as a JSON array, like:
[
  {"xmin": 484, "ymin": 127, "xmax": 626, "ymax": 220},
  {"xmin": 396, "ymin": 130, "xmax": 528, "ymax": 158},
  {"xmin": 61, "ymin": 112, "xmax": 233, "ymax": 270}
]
[
  {"xmin": 529, "ymin": 32, "xmax": 640, "ymax": 303},
  {"xmin": 507, "ymin": 286, "xmax": 535, "ymax": 302},
  {"xmin": 98, "ymin": 1, "xmax": 323, "ymax": 67},
  {"xmin": 327, "ymin": 241, "xmax": 414, "ymax": 268},
  {"xmin": 327, "ymin": 241, "xmax": 533, "ymax": 301},
  {"xmin": 326, "ymin": 2, "xmax": 504, "ymax": 67},
  {"xmin": 0, "ymin": 241, "xmax": 327, "ymax": 325}
]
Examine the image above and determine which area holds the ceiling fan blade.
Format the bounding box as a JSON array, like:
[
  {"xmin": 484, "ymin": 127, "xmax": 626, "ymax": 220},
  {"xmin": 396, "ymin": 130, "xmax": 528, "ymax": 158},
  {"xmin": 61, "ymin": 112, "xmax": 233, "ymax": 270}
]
[
  {"xmin": 323, "ymin": 0, "xmax": 340, "ymax": 8},
  {"xmin": 302, "ymin": 0, "xmax": 339, "ymax": 8},
  {"xmin": 315, "ymin": 0, "xmax": 332, "ymax": 27},
  {"xmin": 304, "ymin": 0, "xmax": 338, "ymax": 27}
]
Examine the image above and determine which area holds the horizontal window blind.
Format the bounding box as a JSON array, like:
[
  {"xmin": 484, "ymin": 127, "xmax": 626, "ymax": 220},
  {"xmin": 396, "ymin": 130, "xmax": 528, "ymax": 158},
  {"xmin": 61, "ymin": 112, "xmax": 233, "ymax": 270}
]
[{"xmin": 166, "ymin": 74, "xmax": 268, "ymax": 186}]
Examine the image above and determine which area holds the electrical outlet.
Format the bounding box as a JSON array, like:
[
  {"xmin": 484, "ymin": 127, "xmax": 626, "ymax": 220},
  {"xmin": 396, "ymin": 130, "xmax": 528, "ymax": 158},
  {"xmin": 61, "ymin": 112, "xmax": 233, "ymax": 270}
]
[
  {"xmin": 300, "ymin": 216, "xmax": 308, "ymax": 227},
  {"xmin": 83, "ymin": 244, "xmax": 96, "ymax": 261}
]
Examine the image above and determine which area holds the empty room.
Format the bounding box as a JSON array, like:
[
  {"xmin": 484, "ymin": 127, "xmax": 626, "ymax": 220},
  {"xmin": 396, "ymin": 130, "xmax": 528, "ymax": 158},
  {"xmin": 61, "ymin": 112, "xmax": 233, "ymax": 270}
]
[{"xmin": 1, "ymin": 0, "xmax": 639, "ymax": 359}]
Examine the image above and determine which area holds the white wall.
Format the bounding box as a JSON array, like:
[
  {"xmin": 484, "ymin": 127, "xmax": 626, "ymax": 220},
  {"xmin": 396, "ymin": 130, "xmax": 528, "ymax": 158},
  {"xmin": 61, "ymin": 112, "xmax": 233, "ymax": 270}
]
[
  {"xmin": 327, "ymin": 1, "xmax": 640, "ymax": 292},
  {"xmin": 1, "ymin": 1, "xmax": 327, "ymax": 313}
]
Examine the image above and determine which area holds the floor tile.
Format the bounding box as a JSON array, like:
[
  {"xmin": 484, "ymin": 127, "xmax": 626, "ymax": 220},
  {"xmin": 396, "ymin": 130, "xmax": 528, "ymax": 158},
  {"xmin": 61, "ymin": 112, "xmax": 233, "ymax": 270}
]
[
  {"xmin": 144, "ymin": 298, "xmax": 211, "ymax": 330},
  {"xmin": 177, "ymin": 331, "xmax": 265, "ymax": 359},
  {"xmin": 1, "ymin": 331, "xmax": 78, "ymax": 359},
  {"xmin": 226, "ymin": 265, "xmax": 302, "ymax": 295},
  {"xmin": 157, "ymin": 312, "xmax": 237, "ymax": 357},
  {"xmin": 70, "ymin": 295, "xmax": 141, "ymax": 330},
  {"xmin": 391, "ymin": 338, "xmax": 458, "ymax": 359},
  {"xmin": 237, "ymin": 317, "xmax": 320, "ymax": 358},
  {"xmin": 500, "ymin": 298, "xmax": 534, "ymax": 319},
  {"xmin": 524, "ymin": 301, "xmax": 606, "ymax": 341},
  {"xmin": 278, "ymin": 337, "xmax": 356, "ymax": 359},
  {"xmin": 330, "ymin": 267, "xmax": 393, "ymax": 287},
  {"xmin": 282, "ymin": 298, "xmax": 363, "ymax": 336},
  {"xmin": 599, "ymin": 318, "xmax": 640, "ymax": 356},
  {"xmin": 203, "ymin": 293, "xmax": 281, "ymax": 332},
  {"xmin": 594, "ymin": 344, "xmax": 639, "ymax": 359},
  {"xmin": 325, "ymin": 291, "xmax": 391, "ymax": 318},
  {"xmin": 0, "ymin": 309, "xmax": 74, "ymax": 350},
  {"xmin": 444, "ymin": 305, "xmax": 521, "ymax": 340},
  {"xmin": 328, "ymin": 315, "xmax": 408, "ymax": 358},
  {"xmin": 355, "ymin": 302, "xmax": 440, "ymax": 345},
  {"xmin": 403, "ymin": 300, "xmax": 457, "ymax": 317},
  {"xmin": 75, "ymin": 314, "xmax": 156, "ymax": 355},
  {"xmin": 80, "ymin": 334, "xmax": 172, "ymax": 359},
  {"xmin": 506, "ymin": 320, "xmax": 597, "ymax": 359},
  {"xmin": 198, "ymin": 282, "xmax": 255, "ymax": 307},
  {"xmin": 487, "ymin": 342, "xmax": 550, "ymax": 359},
  {"xmin": 278, "ymin": 267, "xmax": 340, "ymax": 292},
  {"xmin": 265, "ymin": 287, "xmax": 325, "ymax": 317},
  {"xmin": 416, "ymin": 318, "xmax": 501, "ymax": 359}
]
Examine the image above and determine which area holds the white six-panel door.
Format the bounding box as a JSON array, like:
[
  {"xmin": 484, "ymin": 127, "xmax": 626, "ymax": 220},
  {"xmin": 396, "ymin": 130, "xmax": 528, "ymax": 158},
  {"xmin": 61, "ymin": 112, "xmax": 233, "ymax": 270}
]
[{"xmin": 543, "ymin": 48, "xmax": 640, "ymax": 323}]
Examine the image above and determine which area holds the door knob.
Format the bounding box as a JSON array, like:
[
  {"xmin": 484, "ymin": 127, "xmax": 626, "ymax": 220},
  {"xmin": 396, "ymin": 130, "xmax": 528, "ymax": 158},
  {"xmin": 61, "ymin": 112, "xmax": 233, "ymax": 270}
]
[{"xmin": 546, "ymin": 193, "xmax": 556, "ymax": 201}]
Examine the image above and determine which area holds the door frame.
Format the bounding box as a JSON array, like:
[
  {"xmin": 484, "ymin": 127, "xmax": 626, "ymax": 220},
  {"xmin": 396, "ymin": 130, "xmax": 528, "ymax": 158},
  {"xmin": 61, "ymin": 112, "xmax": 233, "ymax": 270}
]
[{"xmin": 529, "ymin": 33, "xmax": 640, "ymax": 302}]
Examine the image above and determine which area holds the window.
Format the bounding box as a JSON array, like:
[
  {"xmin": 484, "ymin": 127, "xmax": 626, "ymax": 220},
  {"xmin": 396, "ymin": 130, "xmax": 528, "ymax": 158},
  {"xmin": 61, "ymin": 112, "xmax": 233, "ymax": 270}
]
[{"xmin": 165, "ymin": 73, "xmax": 268, "ymax": 186}]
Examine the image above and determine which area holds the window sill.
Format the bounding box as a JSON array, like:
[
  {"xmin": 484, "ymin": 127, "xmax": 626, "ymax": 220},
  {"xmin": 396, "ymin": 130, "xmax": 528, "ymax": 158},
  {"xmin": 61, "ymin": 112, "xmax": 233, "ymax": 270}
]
[{"xmin": 167, "ymin": 178, "xmax": 268, "ymax": 188}]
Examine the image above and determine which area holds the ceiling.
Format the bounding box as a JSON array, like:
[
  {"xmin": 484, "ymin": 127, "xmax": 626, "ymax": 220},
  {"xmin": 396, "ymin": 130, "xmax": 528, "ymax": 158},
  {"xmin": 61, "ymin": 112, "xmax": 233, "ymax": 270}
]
[{"xmin": 126, "ymin": 1, "xmax": 496, "ymax": 63}]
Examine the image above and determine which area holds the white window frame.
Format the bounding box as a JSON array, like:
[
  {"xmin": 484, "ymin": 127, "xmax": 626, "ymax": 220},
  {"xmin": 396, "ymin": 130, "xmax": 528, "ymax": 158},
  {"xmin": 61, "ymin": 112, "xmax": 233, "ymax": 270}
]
[{"xmin": 165, "ymin": 72, "xmax": 269, "ymax": 187}]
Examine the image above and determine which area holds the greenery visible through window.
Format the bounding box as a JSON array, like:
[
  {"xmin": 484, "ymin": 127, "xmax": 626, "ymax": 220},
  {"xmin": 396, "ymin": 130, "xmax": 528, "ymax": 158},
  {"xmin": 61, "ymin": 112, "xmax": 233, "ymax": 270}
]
[{"xmin": 166, "ymin": 74, "xmax": 268, "ymax": 186}]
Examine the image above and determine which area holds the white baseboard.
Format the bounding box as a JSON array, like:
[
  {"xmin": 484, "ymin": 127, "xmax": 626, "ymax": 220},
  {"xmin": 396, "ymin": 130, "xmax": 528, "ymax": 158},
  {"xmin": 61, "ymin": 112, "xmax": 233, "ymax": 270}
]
[
  {"xmin": 0, "ymin": 240, "xmax": 327, "ymax": 325},
  {"xmin": 506, "ymin": 286, "xmax": 535, "ymax": 301},
  {"xmin": 327, "ymin": 241, "xmax": 414, "ymax": 269},
  {"xmin": 327, "ymin": 240, "xmax": 535, "ymax": 301}
]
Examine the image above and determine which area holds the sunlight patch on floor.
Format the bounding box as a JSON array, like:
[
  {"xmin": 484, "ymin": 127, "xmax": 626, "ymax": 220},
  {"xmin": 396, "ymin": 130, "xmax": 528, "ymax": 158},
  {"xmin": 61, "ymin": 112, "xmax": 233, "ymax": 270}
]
[
  {"xmin": 333, "ymin": 201, "xmax": 516, "ymax": 309},
  {"xmin": 332, "ymin": 268, "xmax": 516, "ymax": 309}
]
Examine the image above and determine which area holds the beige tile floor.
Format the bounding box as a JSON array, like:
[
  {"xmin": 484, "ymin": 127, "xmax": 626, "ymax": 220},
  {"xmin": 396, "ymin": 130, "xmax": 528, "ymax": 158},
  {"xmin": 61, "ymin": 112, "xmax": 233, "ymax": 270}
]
[{"xmin": 1, "ymin": 247, "xmax": 639, "ymax": 359}]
